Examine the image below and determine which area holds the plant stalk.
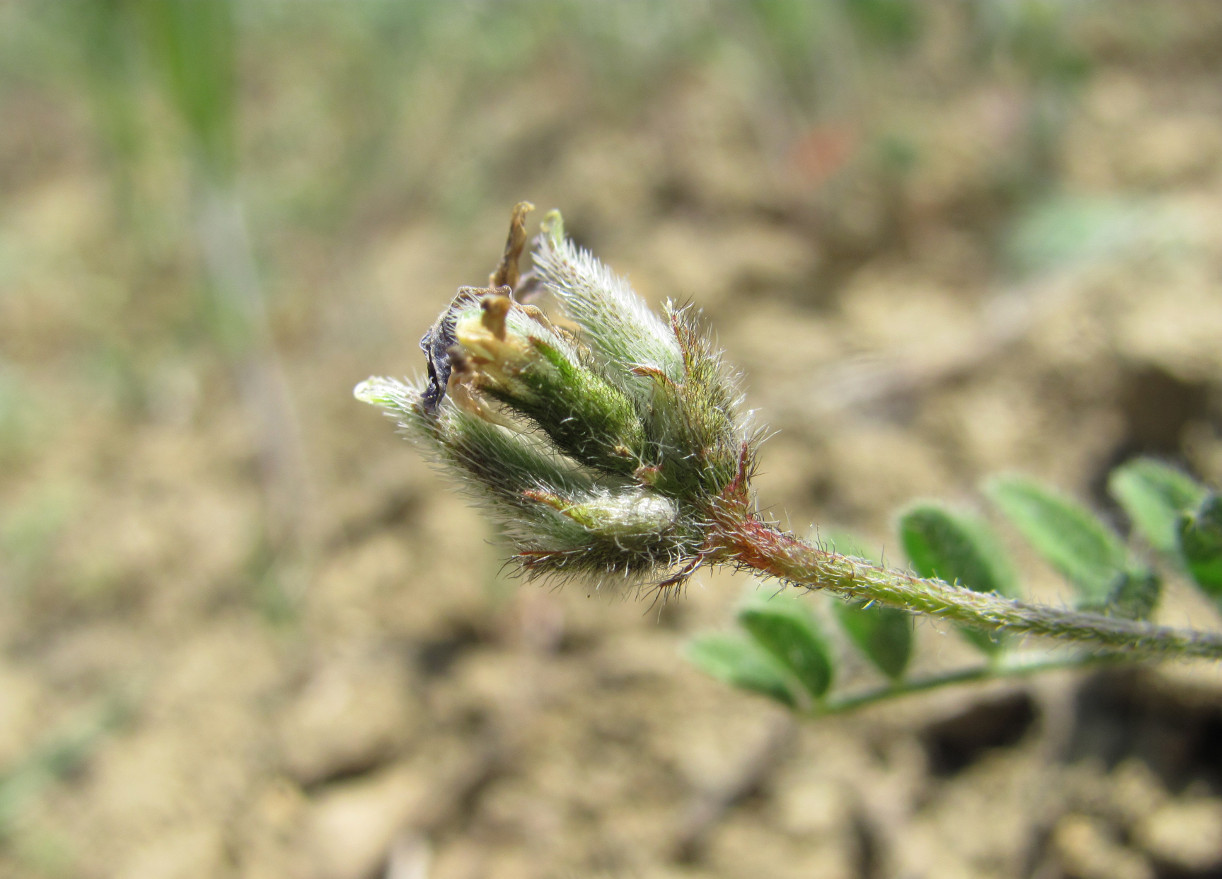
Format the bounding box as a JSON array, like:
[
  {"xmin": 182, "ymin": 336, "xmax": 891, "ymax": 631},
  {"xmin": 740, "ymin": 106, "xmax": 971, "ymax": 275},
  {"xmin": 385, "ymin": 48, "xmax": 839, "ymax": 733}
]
[
  {"xmin": 819, "ymin": 652, "xmax": 1118, "ymax": 715},
  {"xmin": 722, "ymin": 517, "xmax": 1222, "ymax": 662}
]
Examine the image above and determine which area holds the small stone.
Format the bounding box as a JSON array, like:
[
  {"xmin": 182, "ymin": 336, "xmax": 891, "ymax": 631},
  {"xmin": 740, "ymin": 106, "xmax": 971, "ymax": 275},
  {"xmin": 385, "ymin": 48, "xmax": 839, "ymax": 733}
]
[
  {"xmin": 278, "ymin": 651, "xmax": 419, "ymax": 786},
  {"xmin": 1135, "ymin": 799, "xmax": 1222, "ymax": 873},
  {"xmin": 775, "ymin": 776, "xmax": 850, "ymax": 837},
  {"xmin": 115, "ymin": 825, "xmax": 226, "ymax": 879},
  {"xmin": 1053, "ymin": 813, "xmax": 1153, "ymax": 879},
  {"xmin": 297, "ymin": 764, "xmax": 426, "ymax": 879}
]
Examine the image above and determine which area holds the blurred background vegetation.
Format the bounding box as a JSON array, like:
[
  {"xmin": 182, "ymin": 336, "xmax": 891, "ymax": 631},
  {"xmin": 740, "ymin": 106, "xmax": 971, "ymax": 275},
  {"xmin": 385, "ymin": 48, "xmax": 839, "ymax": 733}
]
[{"xmin": 3, "ymin": 2, "xmax": 1222, "ymax": 877}]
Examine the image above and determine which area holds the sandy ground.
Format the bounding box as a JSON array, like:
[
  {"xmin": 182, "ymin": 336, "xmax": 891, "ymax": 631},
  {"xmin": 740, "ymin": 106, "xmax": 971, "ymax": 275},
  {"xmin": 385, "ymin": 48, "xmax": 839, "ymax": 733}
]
[{"xmin": 2, "ymin": 4, "xmax": 1222, "ymax": 878}]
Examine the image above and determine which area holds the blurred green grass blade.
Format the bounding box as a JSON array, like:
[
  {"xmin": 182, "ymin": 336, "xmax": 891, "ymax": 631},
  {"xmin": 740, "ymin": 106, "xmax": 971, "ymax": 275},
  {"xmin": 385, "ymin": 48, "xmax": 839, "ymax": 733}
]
[
  {"xmin": 738, "ymin": 596, "xmax": 833, "ymax": 700},
  {"xmin": 133, "ymin": 0, "xmax": 237, "ymax": 180},
  {"xmin": 833, "ymin": 600, "xmax": 912, "ymax": 681},
  {"xmin": 1179, "ymin": 494, "xmax": 1222, "ymax": 605},
  {"xmin": 1109, "ymin": 459, "xmax": 1207, "ymax": 554},
  {"xmin": 845, "ymin": 0, "xmax": 922, "ymax": 47},
  {"xmin": 685, "ymin": 633, "xmax": 796, "ymax": 708},
  {"xmin": 900, "ymin": 503, "xmax": 1018, "ymax": 656},
  {"xmin": 987, "ymin": 475, "xmax": 1125, "ymax": 607},
  {"xmin": 76, "ymin": 0, "xmax": 145, "ymax": 203}
]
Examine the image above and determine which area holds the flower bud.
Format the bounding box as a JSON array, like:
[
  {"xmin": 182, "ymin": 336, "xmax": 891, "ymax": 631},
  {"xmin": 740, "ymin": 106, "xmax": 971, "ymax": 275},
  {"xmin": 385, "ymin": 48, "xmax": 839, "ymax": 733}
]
[
  {"xmin": 533, "ymin": 211, "xmax": 683, "ymax": 398},
  {"xmin": 357, "ymin": 204, "xmax": 757, "ymax": 585},
  {"xmin": 446, "ymin": 290, "xmax": 645, "ymax": 476}
]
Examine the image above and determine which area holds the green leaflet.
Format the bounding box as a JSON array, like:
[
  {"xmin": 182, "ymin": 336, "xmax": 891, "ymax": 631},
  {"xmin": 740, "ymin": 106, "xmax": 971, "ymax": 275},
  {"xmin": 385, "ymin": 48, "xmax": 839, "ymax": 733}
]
[
  {"xmin": 987, "ymin": 475, "xmax": 1126, "ymax": 607},
  {"xmin": 820, "ymin": 530, "xmax": 913, "ymax": 680},
  {"xmin": 532, "ymin": 212, "xmax": 684, "ymax": 385},
  {"xmin": 900, "ymin": 504, "xmax": 1018, "ymax": 597},
  {"xmin": 833, "ymin": 600, "xmax": 913, "ymax": 681},
  {"xmin": 1179, "ymin": 494, "xmax": 1222, "ymax": 606},
  {"xmin": 899, "ymin": 503, "xmax": 1018, "ymax": 655},
  {"xmin": 685, "ymin": 633, "xmax": 796, "ymax": 708},
  {"xmin": 1105, "ymin": 569, "xmax": 1161, "ymax": 622},
  {"xmin": 1109, "ymin": 459, "xmax": 1207, "ymax": 555},
  {"xmin": 738, "ymin": 595, "xmax": 834, "ymax": 700},
  {"xmin": 988, "ymin": 475, "xmax": 1160, "ymax": 618}
]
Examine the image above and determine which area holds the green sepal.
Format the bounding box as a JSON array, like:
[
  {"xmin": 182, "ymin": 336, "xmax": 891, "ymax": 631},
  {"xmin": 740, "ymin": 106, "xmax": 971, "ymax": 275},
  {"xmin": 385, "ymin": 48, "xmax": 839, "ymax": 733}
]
[
  {"xmin": 1109, "ymin": 459, "xmax": 1207, "ymax": 554},
  {"xmin": 531, "ymin": 220, "xmax": 684, "ymax": 386},
  {"xmin": 684, "ymin": 633, "xmax": 797, "ymax": 708},
  {"xmin": 354, "ymin": 376, "xmax": 594, "ymax": 502},
  {"xmin": 899, "ymin": 503, "xmax": 1018, "ymax": 655},
  {"xmin": 833, "ymin": 600, "xmax": 912, "ymax": 681},
  {"xmin": 635, "ymin": 356, "xmax": 741, "ymax": 501},
  {"xmin": 987, "ymin": 475, "xmax": 1126, "ymax": 608},
  {"xmin": 738, "ymin": 595, "xmax": 833, "ymax": 700},
  {"xmin": 540, "ymin": 210, "xmax": 565, "ymax": 249},
  {"xmin": 1179, "ymin": 493, "xmax": 1222, "ymax": 606},
  {"xmin": 496, "ymin": 333, "xmax": 644, "ymax": 476}
]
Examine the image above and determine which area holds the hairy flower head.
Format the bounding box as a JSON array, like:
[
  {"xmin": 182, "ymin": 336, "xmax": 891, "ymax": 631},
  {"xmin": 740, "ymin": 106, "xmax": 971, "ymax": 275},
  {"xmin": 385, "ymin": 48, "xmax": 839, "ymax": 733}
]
[{"xmin": 356, "ymin": 203, "xmax": 758, "ymax": 586}]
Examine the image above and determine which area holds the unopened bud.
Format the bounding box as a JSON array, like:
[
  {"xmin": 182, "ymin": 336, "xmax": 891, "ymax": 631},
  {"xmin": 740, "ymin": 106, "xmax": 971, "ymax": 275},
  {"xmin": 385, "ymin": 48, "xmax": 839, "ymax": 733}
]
[{"xmin": 357, "ymin": 204, "xmax": 757, "ymax": 585}]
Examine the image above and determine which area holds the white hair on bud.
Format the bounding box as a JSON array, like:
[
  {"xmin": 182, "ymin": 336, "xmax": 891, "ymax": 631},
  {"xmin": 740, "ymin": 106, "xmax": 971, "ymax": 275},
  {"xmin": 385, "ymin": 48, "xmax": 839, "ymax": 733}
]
[{"xmin": 533, "ymin": 235, "xmax": 683, "ymax": 395}]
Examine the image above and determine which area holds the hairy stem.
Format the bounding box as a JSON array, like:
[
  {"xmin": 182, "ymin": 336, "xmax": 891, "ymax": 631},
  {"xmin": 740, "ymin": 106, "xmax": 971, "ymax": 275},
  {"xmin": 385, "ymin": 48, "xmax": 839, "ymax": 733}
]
[{"xmin": 724, "ymin": 518, "xmax": 1222, "ymax": 662}]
